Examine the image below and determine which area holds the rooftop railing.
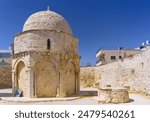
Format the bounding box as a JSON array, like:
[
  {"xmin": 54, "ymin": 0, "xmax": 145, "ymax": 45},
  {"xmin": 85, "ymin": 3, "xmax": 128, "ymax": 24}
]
[{"xmin": 96, "ymin": 47, "xmax": 140, "ymax": 54}]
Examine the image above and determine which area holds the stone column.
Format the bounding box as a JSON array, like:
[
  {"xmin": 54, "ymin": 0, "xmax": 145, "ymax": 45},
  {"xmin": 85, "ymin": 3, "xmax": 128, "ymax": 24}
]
[
  {"xmin": 12, "ymin": 70, "xmax": 16, "ymax": 96},
  {"xmin": 28, "ymin": 67, "xmax": 37, "ymax": 98},
  {"xmin": 30, "ymin": 69, "xmax": 35, "ymax": 98},
  {"xmin": 59, "ymin": 70, "xmax": 66, "ymax": 97},
  {"xmin": 33, "ymin": 71, "xmax": 37, "ymax": 98},
  {"xmin": 26, "ymin": 67, "xmax": 33, "ymax": 98},
  {"xmin": 56, "ymin": 71, "xmax": 60, "ymax": 97},
  {"xmin": 75, "ymin": 72, "xmax": 77, "ymax": 94},
  {"xmin": 77, "ymin": 72, "xmax": 80, "ymax": 94}
]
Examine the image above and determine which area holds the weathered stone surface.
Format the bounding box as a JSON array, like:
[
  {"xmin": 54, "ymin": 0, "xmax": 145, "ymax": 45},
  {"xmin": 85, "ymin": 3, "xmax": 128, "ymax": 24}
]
[
  {"xmin": 12, "ymin": 10, "xmax": 80, "ymax": 98},
  {"xmin": 14, "ymin": 30, "xmax": 78, "ymax": 54},
  {"xmin": 81, "ymin": 47, "xmax": 150, "ymax": 96},
  {"xmin": 98, "ymin": 87, "xmax": 129, "ymax": 103},
  {"xmin": 80, "ymin": 67, "xmax": 97, "ymax": 88},
  {"xmin": 0, "ymin": 65, "xmax": 12, "ymax": 89},
  {"xmin": 23, "ymin": 11, "xmax": 73, "ymax": 35}
]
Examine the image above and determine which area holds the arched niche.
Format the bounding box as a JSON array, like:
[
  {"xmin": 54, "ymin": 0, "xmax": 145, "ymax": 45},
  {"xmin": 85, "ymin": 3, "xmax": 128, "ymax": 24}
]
[
  {"xmin": 63, "ymin": 61, "xmax": 77, "ymax": 96},
  {"xmin": 35, "ymin": 58, "xmax": 57, "ymax": 97},
  {"xmin": 16, "ymin": 61, "xmax": 28, "ymax": 97}
]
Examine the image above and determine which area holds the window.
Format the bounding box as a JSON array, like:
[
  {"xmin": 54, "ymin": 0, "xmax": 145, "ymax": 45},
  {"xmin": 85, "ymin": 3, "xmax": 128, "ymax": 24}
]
[
  {"xmin": 111, "ymin": 56, "xmax": 116, "ymax": 60},
  {"xmin": 47, "ymin": 39, "xmax": 51, "ymax": 50},
  {"xmin": 11, "ymin": 43, "xmax": 14, "ymax": 54},
  {"xmin": 119, "ymin": 56, "xmax": 122, "ymax": 59}
]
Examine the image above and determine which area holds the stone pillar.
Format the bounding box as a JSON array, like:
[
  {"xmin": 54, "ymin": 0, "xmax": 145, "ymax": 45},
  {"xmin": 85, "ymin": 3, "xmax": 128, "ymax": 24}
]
[
  {"xmin": 26, "ymin": 67, "xmax": 32, "ymax": 97},
  {"xmin": 56, "ymin": 71, "xmax": 60, "ymax": 97},
  {"xmin": 77, "ymin": 72, "xmax": 80, "ymax": 94},
  {"xmin": 75, "ymin": 72, "xmax": 78, "ymax": 94},
  {"xmin": 33, "ymin": 71, "xmax": 37, "ymax": 98},
  {"xmin": 12, "ymin": 70, "xmax": 16, "ymax": 96},
  {"xmin": 12, "ymin": 69, "xmax": 18, "ymax": 96},
  {"xmin": 26, "ymin": 66, "xmax": 36, "ymax": 98},
  {"xmin": 30, "ymin": 69, "xmax": 35, "ymax": 98},
  {"xmin": 59, "ymin": 70, "xmax": 66, "ymax": 97}
]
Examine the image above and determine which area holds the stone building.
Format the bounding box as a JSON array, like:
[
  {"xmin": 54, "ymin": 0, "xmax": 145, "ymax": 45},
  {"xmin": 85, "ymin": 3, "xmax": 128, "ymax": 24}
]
[
  {"xmin": 96, "ymin": 48, "xmax": 140, "ymax": 66},
  {"xmin": 12, "ymin": 9, "xmax": 80, "ymax": 98},
  {"xmin": 81, "ymin": 47, "xmax": 150, "ymax": 95},
  {"xmin": 0, "ymin": 49, "xmax": 12, "ymax": 64}
]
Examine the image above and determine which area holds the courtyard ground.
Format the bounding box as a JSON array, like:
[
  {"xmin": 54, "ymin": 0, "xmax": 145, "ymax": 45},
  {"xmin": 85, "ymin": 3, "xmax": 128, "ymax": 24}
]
[{"xmin": 0, "ymin": 88, "xmax": 150, "ymax": 105}]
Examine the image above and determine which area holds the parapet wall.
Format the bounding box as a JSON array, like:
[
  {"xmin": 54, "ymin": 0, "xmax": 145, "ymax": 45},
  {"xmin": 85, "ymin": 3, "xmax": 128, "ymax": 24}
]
[{"xmin": 81, "ymin": 48, "xmax": 150, "ymax": 95}]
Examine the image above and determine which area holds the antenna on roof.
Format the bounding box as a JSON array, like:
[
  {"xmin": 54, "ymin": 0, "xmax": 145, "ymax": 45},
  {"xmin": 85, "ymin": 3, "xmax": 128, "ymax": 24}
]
[{"xmin": 47, "ymin": 6, "xmax": 50, "ymax": 11}]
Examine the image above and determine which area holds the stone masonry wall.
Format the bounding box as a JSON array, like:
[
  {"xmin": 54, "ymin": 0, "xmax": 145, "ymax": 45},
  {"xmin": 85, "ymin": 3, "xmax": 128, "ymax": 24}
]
[
  {"xmin": 0, "ymin": 65, "xmax": 12, "ymax": 89},
  {"xmin": 14, "ymin": 30, "xmax": 78, "ymax": 55},
  {"xmin": 80, "ymin": 67, "xmax": 97, "ymax": 88},
  {"xmin": 80, "ymin": 47, "xmax": 150, "ymax": 95}
]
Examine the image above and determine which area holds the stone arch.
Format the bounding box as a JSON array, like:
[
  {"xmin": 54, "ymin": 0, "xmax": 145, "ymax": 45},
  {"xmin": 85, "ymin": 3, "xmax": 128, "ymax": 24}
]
[
  {"xmin": 13, "ymin": 58, "xmax": 28, "ymax": 71},
  {"xmin": 66, "ymin": 59, "xmax": 79, "ymax": 72},
  {"xmin": 35, "ymin": 58, "xmax": 57, "ymax": 97},
  {"xmin": 62, "ymin": 60, "xmax": 78, "ymax": 96},
  {"xmin": 15, "ymin": 60, "xmax": 28, "ymax": 97}
]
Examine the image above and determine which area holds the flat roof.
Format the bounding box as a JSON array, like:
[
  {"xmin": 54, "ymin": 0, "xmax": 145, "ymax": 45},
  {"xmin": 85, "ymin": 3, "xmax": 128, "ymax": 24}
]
[
  {"xmin": 0, "ymin": 50, "xmax": 12, "ymax": 53},
  {"xmin": 100, "ymin": 49, "xmax": 140, "ymax": 51}
]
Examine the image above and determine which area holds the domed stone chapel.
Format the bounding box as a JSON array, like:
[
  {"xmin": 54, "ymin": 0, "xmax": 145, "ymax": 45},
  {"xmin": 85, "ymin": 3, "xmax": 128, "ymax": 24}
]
[{"xmin": 12, "ymin": 9, "xmax": 80, "ymax": 98}]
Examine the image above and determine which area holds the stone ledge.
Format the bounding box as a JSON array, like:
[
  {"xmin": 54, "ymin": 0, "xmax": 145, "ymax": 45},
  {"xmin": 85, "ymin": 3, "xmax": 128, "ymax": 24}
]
[
  {"xmin": 15, "ymin": 29, "xmax": 73, "ymax": 37},
  {"xmin": 98, "ymin": 87, "xmax": 129, "ymax": 92},
  {"xmin": 12, "ymin": 51, "xmax": 80, "ymax": 60},
  {"xmin": 0, "ymin": 96, "xmax": 80, "ymax": 103}
]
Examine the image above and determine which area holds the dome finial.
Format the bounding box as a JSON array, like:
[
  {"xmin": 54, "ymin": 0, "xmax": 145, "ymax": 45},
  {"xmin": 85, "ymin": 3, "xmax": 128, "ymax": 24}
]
[{"xmin": 47, "ymin": 6, "xmax": 50, "ymax": 11}]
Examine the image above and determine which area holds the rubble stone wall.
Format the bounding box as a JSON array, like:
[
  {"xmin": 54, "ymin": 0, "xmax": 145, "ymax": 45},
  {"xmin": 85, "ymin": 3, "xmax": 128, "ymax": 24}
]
[
  {"xmin": 81, "ymin": 48, "xmax": 150, "ymax": 95},
  {"xmin": 0, "ymin": 65, "xmax": 12, "ymax": 89}
]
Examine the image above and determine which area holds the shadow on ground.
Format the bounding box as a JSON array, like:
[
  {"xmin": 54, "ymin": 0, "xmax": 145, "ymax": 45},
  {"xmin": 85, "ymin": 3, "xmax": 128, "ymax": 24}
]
[
  {"xmin": 80, "ymin": 89, "xmax": 98, "ymax": 97},
  {"xmin": 128, "ymin": 98, "xmax": 134, "ymax": 103},
  {"xmin": 0, "ymin": 93, "xmax": 13, "ymax": 97}
]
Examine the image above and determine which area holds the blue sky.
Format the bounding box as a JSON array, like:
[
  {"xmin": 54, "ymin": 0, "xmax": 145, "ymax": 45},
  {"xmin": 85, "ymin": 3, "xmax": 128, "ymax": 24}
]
[{"xmin": 0, "ymin": 0, "xmax": 150, "ymax": 65}]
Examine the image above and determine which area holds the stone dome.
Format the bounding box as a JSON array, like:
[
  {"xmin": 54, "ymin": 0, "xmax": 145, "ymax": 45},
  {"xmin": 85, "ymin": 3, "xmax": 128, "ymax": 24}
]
[{"xmin": 23, "ymin": 10, "xmax": 73, "ymax": 35}]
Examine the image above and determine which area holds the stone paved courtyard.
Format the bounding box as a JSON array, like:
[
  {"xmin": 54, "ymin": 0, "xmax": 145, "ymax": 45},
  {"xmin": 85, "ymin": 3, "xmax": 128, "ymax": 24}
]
[{"xmin": 0, "ymin": 88, "xmax": 150, "ymax": 105}]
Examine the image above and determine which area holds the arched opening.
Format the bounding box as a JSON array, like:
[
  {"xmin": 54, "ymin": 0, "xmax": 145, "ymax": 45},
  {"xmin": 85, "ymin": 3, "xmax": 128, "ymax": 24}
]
[
  {"xmin": 35, "ymin": 59, "xmax": 57, "ymax": 97},
  {"xmin": 64, "ymin": 62, "xmax": 76, "ymax": 96},
  {"xmin": 16, "ymin": 61, "xmax": 28, "ymax": 97}
]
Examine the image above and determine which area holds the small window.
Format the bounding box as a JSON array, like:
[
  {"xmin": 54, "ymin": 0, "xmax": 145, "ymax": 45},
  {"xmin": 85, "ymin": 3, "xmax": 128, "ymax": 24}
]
[
  {"xmin": 111, "ymin": 56, "xmax": 116, "ymax": 60},
  {"xmin": 119, "ymin": 56, "xmax": 122, "ymax": 59},
  {"xmin": 47, "ymin": 39, "xmax": 51, "ymax": 50}
]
